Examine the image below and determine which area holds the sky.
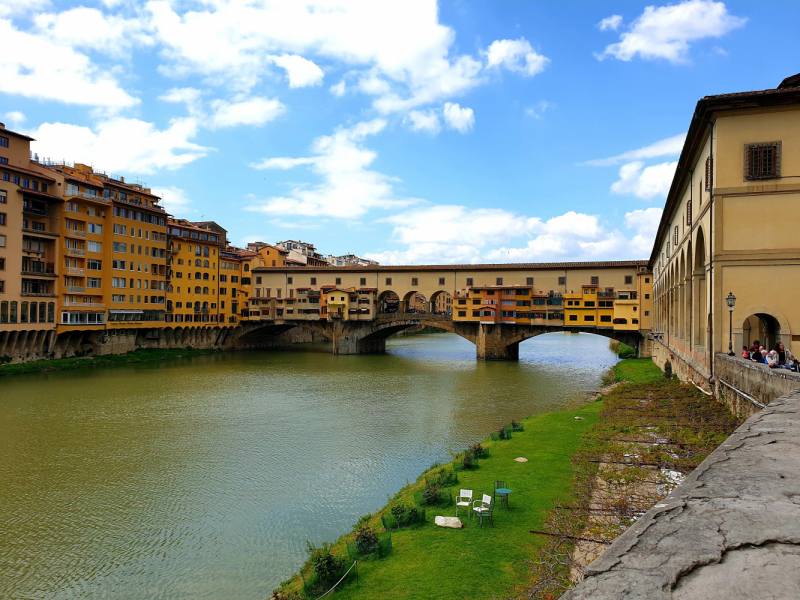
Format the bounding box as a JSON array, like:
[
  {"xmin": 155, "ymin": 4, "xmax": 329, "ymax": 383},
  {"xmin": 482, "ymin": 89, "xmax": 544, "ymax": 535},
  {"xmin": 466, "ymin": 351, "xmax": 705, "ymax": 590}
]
[{"xmin": 3, "ymin": 0, "xmax": 799, "ymax": 265}]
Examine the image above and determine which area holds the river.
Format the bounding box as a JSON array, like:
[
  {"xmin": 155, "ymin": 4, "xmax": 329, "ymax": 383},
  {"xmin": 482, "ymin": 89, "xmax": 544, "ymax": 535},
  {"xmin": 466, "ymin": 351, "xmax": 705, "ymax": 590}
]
[{"xmin": 0, "ymin": 332, "xmax": 618, "ymax": 599}]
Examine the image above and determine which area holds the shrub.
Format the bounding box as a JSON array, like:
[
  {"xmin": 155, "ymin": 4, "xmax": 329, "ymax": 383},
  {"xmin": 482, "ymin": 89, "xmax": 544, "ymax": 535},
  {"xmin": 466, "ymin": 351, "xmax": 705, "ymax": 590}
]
[
  {"xmin": 511, "ymin": 419, "xmax": 524, "ymax": 432},
  {"xmin": 421, "ymin": 483, "xmax": 441, "ymax": 506},
  {"xmin": 461, "ymin": 453, "xmax": 474, "ymax": 470},
  {"xmin": 664, "ymin": 361, "xmax": 673, "ymax": 380},
  {"xmin": 354, "ymin": 513, "xmax": 372, "ymax": 529},
  {"xmin": 390, "ymin": 503, "xmax": 424, "ymax": 527},
  {"xmin": 305, "ymin": 541, "xmax": 345, "ymax": 583},
  {"xmin": 498, "ymin": 426, "xmax": 507, "ymax": 440},
  {"xmin": 469, "ymin": 442, "xmax": 487, "ymax": 459},
  {"xmin": 354, "ymin": 526, "xmax": 380, "ymax": 556}
]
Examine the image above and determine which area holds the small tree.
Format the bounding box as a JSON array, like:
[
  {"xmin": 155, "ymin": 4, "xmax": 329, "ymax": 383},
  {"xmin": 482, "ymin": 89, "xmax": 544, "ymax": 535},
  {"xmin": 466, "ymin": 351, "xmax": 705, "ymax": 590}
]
[
  {"xmin": 305, "ymin": 541, "xmax": 345, "ymax": 582},
  {"xmin": 354, "ymin": 526, "xmax": 380, "ymax": 556}
]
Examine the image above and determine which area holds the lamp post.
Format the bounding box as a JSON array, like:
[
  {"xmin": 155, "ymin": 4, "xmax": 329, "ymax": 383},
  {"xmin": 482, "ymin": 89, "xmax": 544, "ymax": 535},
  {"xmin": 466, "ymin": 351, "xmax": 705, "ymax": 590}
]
[{"xmin": 726, "ymin": 292, "xmax": 736, "ymax": 356}]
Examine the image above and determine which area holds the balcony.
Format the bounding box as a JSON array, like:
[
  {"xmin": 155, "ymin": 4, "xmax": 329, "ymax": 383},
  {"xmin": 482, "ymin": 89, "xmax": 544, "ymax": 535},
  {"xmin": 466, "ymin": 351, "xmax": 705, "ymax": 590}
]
[
  {"xmin": 22, "ymin": 270, "xmax": 57, "ymax": 278},
  {"xmin": 63, "ymin": 301, "xmax": 105, "ymax": 308},
  {"xmin": 22, "ymin": 205, "xmax": 49, "ymax": 217},
  {"xmin": 66, "ymin": 190, "xmax": 108, "ymax": 203},
  {"xmin": 65, "ymin": 228, "xmax": 87, "ymax": 239},
  {"xmin": 67, "ymin": 267, "xmax": 86, "ymax": 276},
  {"xmin": 598, "ymin": 291, "xmax": 616, "ymax": 299},
  {"xmin": 22, "ymin": 227, "xmax": 59, "ymax": 238},
  {"xmin": 20, "ymin": 291, "xmax": 56, "ymax": 298},
  {"xmin": 67, "ymin": 286, "xmax": 86, "ymax": 293},
  {"xmin": 68, "ymin": 248, "xmax": 86, "ymax": 256}
]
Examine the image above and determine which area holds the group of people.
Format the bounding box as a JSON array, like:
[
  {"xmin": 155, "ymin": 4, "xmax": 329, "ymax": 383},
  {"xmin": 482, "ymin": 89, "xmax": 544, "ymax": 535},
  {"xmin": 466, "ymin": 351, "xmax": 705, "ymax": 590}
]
[{"xmin": 742, "ymin": 340, "xmax": 796, "ymax": 370}]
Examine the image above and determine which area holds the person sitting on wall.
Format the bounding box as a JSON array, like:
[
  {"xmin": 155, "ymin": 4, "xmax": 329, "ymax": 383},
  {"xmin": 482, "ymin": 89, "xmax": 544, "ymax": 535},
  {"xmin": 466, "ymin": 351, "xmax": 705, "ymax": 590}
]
[
  {"xmin": 772, "ymin": 342, "xmax": 795, "ymax": 369},
  {"xmin": 749, "ymin": 340, "xmax": 761, "ymax": 360},
  {"xmin": 752, "ymin": 346, "xmax": 766, "ymax": 364},
  {"xmin": 742, "ymin": 346, "xmax": 750, "ymax": 360}
]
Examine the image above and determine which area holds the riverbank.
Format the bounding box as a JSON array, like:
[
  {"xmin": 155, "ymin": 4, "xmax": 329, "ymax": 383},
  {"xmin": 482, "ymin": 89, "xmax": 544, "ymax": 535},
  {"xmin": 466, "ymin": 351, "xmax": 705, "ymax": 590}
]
[
  {"xmin": 276, "ymin": 393, "xmax": 605, "ymax": 599},
  {"xmin": 0, "ymin": 347, "xmax": 222, "ymax": 377}
]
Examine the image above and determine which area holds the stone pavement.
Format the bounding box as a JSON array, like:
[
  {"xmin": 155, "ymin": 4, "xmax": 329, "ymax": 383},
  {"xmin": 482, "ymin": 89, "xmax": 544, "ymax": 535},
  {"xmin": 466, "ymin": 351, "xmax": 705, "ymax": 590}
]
[{"xmin": 562, "ymin": 390, "xmax": 800, "ymax": 599}]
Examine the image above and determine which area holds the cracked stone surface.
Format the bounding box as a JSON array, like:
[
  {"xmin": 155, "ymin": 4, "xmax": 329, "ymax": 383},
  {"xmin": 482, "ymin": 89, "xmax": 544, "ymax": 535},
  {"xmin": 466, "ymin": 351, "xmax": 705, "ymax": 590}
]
[{"xmin": 562, "ymin": 391, "xmax": 800, "ymax": 600}]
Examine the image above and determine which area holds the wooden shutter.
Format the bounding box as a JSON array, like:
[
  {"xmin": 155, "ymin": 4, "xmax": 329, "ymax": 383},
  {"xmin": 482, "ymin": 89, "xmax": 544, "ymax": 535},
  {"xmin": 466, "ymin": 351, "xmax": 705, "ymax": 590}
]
[{"xmin": 705, "ymin": 157, "xmax": 712, "ymax": 191}]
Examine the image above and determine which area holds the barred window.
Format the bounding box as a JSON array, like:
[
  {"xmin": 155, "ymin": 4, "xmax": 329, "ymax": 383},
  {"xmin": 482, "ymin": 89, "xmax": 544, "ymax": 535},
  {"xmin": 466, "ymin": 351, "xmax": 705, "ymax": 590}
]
[
  {"xmin": 705, "ymin": 156, "xmax": 712, "ymax": 191},
  {"xmin": 591, "ymin": 276, "xmax": 599, "ymax": 285},
  {"xmin": 412, "ymin": 277, "xmax": 418, "ymax": 286},
  {"xmin": 496, "ymin": 277, "xmax": 503, "ymax": 286},
  {"xmin": 526, "ymin": 277, "xmax": 534, "ymax": 286},
  {"xmin": 558, "ymin": 276, "xmax": 566, "ymax": 285},
  {"xmin": 674, "ymin": 226, "xmax": 679, "ymax": 246},
  {"xmin": 686, "ymin": 199, "xmax": 692, "ymax": 226},
  {"xmin": 744, "ymin": 142, "xmax": 781, "ymax": 180},
  {"xmin": 466, "ymin": 277, "xmax": 473, "ymax": 286}
]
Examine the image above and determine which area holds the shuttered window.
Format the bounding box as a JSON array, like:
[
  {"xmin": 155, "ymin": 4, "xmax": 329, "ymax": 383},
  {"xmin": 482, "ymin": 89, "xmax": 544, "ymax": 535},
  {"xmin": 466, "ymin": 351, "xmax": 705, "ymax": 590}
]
[{"xmin": 705, "ymin": 156, "xmax": 713, "ymax": 191}]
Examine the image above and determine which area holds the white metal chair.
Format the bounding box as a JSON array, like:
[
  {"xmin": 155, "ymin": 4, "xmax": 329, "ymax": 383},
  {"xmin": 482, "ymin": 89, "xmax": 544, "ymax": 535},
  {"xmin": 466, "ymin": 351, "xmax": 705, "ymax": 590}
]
[
  {"xmin": 455, "ymin": 489, "xmax": 473, "ymax": 517},
  {"xmin": 472, "ymin": 493, "xmax": 492, "ymax": 520}
]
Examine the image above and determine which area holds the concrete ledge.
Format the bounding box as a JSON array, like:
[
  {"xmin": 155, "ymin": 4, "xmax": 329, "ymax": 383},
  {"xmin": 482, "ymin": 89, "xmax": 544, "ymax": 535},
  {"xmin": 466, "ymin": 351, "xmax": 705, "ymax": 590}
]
[{"xmin": 562, "ymin": 390, "xmax": 800, "ymax": 600}]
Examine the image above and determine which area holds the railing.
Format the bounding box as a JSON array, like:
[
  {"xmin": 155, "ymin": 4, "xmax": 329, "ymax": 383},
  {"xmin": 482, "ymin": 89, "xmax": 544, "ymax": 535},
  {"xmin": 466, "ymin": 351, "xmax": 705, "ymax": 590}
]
[
  {"xmin": 153, "ymin": 233, "xmax": 168, "ymax": 243},
  {"xmin": 67, "ymin": 190, "xmax": 109, "ymax": 203},
  {"xmin": 598, "ymin": 292, "xmax": 615, "ymax": 299},
  {"xmin": 22, "ymin": 227, "xmax": 59, "ymax": 237},
  {"xmin": 67, "ymin": 286, "xmax": 86, "ymax": 293},
  {"xmin": 63, "ymin": 301, "xmax": 105, "ymax": 308},
  {"xmin": 23, "ymin": 206, "xmax": 49, "ymax": 216},
  {"xmin": 65, "ymin": 228, "xmax": 87, "ymax": 238},
  {"xmin": 68, "ymin": 248, "xmax": 86, "ymax": 256},
  {"xmin": 193, "ymin": 307, "xmax": 209, "ymax": 313},
  {"xmin": 22, "ymin": 270, "xmax": 57, "ymax": 278},
  {"xmin": 67, "ymin": 267, "xmax": 85, "ymax": 276},
  {"xmin": 20, "ymin": 292, "xmax": 56, "ymax": 297}
]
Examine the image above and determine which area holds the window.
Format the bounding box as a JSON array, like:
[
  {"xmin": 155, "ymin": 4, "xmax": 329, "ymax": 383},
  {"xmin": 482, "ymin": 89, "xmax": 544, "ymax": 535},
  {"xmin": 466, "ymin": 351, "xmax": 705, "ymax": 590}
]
[
  {"xmin": 0, "ymin": 136, "xmax": 7, "ymax": 147},
  {"xmin": 584, "ymin": 315, "xmax": 595, "ymax": 322},
  {"xmin": 624, "ymin": 275, "xmax": 632, "ymax": 285},
  {"xmin": 0, "ymin": 191, "xmax": 5, "ymax": 204},
  {"xmin": 287, "ymin": 277, "xmax": 293, "ymax": 284},
  {"xmin": 645, "ymin": 293, "xmax": 650, "ymax": 299},
  {"xmin": 674, "ymin": 226, "xmax": 679, "ymax": 246},
  {"xmin": 87, "ymin": 241, "xmax": 102, "ymax": 253},
  {"xmin": 458, "ymin": 311, "xmax": 466, "ymax": 317},
  {"xmin": 88, "ymin": 223, "xmax": 103, "ymax": 234},
  {"xmin": 112, "ymin": 277, "xmax": 126, "ymax": 288},
  {"xmin": 526, "ymin": 277, "xmax": 534, "ymax": 286},
  {"xmin": 745, "ymin": 142, "xmax": 781, "ymax": 180},
  {"xmin": 466, "ymin": 278, "xmax": 473, "ymax": 286},
  {"xmin": 591, "ymin": 276, "xmax": 599, "ymax": 285},
  {"xmin": 569, "ymin": 314, "xmax": 578, "ymax": 322},
  {"xmin": 645, "ymin": 277, "xmax": 650, "ymax": 284},
  {"xmin": 360, "ymin": 277, "xmax": 366, "ymax": 286},
  {"xmin": 0, "ymin": 234, "xmax": 6, "ymax": 247},
  {"xmin": 0, "ymin": 213, "xmax": 5, "ymax": 226},
  {"xmin": 600, "ymin": 315, "xmax": 612, "ymax": 323},
  {"xmin": 411, "ymin": 277, "xmax": 418, "ymax": 286},
  {"xmin": 87, "ymin": 277, "xmax": 102, "ymax": 288},
  {"xmin": 438, "ymin": 277, "xmax": 445, "ymax": 285},
  {"xmin": 496, "ymin": 278, "xmax": 503, "ymax": 286},
  {"xmin": 386, "ymin": 278, "xmax": 392, "ymax": 285},
  {"xmin": 114, "ymin": 224, "xmax": 127, "ymax": 235},
  {"xmin": 66, "ymin": 183, "xmax": 79, "ymax": 196},
  {"xmin": 644, "ymin": 311, "xmax": 650, "ymax": 316},
  {"xmin": 87, "ymin": 259, "xmax": 102, "ymax": 270},
  {"xmin": 705, "ymin": 156, "xmax": 713, "ymax": 191},
  {"xmin": 558, "ymin": 276, "xmax": 566, "ymax": 286}
]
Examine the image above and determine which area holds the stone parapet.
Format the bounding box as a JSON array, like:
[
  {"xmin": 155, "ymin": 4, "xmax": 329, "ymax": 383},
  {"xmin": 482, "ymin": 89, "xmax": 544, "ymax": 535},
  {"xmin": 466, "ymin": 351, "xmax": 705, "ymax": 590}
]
[{"xmin": 562, "ymin": 390, "xmax": 800, "ymax": 600}]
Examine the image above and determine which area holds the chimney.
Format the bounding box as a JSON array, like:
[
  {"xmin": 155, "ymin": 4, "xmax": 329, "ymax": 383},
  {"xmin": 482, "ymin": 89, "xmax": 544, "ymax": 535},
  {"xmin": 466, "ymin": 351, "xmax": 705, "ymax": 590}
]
[
  {"xmin": 0, "ymin": 122, "xmax": 5, "ymax": 129},
  {"xmin": 120, "ymin": 176, "xmax": 124, "ymax": 183}
]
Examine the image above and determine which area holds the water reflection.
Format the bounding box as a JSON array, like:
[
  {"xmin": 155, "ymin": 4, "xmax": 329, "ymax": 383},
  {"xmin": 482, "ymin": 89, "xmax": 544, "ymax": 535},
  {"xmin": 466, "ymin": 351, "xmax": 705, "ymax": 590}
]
[{"xmin": 0, "ymin": 332, "xmax": 618, "ymax": 598}]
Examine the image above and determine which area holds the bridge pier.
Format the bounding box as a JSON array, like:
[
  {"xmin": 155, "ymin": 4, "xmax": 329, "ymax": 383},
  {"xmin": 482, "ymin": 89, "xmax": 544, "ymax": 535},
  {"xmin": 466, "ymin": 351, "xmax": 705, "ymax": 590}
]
[
  {"xmin": 476, "ymin": 324, "xmax": 521, "ymax": 361},
  {"xmin": 332, "ymin": 334, "xmax": 386, "ymax": 355}
]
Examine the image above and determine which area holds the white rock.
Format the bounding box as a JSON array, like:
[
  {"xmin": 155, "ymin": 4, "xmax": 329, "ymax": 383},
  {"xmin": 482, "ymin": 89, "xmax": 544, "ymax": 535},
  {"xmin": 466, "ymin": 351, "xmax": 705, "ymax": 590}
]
[
  {"xmin": 515, "ymin": 457, "xmax": 529, "ymax": 463},
  {"xmin": 575, "ymin": 416, "xmax": 585, "ymax": 420},
  {"xmin": 434, "ymin": 516, "xmax": 463, "ymax": 529}
]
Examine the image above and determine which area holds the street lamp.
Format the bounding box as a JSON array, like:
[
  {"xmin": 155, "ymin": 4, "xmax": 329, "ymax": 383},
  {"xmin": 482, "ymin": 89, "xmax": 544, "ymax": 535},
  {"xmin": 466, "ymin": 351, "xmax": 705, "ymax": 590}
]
[{"xmin": 726, "ymin": 292, "xmax": 737, "ymax": 356}]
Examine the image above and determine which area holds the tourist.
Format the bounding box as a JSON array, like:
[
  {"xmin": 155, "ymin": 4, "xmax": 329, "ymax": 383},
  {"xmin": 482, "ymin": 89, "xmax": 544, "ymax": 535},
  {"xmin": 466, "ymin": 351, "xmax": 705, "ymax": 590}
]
[
  {"xmin": 752, "ymin": 347, "xmax": 766, "ymax": 364},
  {"xmin": 749, "ymin": 340, "xmax": 761, "ymax": 360},
  {"xmin": 772, "ymin": 342, "xmax": 795, "ymax": 369},
  {"xmin": 766, "ymin": 350, "xmax": 779, "ymax": 368},
  {"xmin": 741, "ymin": 346, "xmax": 750, "ymax": 360}
]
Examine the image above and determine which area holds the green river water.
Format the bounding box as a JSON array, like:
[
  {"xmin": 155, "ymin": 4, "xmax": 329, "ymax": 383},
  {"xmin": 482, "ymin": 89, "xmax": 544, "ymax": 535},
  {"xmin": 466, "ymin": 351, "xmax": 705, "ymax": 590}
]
[{"xmin": 0, "ymin": 332, "xmax": 619, "ymax": 599}]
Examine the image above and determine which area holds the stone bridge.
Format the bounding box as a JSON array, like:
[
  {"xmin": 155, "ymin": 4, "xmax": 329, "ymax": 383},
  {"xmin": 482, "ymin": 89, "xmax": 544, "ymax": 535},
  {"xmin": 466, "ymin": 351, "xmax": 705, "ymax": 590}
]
[{"xmin": 235, "ymin": 314, "xmax": 649, "ymax": 360}]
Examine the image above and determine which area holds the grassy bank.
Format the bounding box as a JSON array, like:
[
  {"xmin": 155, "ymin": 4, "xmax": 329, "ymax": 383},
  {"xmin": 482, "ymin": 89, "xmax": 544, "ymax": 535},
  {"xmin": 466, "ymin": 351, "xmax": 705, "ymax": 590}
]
[
  {"xmin": 0, "ymin": 347, "xmax": 221, "ymax": 377},
  {"xmin": 278, "ymin": 401, "xmax": 604, "ymax": 599}
]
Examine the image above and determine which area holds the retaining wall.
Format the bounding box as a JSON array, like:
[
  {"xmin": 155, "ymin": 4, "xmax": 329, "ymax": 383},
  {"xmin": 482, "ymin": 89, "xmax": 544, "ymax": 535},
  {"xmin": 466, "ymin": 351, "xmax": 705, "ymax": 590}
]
[{"xmin": 562, "ymin": 389, "xmax": 800, "ymax": 600}]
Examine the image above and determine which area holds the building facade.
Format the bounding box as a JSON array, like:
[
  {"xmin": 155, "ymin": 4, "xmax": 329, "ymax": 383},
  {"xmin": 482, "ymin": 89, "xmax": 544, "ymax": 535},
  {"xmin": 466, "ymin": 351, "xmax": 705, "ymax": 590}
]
[{"xmin": 650, "ymin": 73, "xmax": 800, "ymax": 385}]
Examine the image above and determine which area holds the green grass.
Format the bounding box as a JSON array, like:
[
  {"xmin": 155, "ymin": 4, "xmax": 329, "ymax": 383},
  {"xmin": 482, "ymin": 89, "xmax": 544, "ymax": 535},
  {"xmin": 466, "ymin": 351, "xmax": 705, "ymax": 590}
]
[
  {"xmin": 607, "ymin": 357, "xmax": 664, "ymax": 384},
  {"xmin": 0, "ymin": 347, "xmax": 221, "ymax": 377},
  {"xmin": 282, "ymin": 401, "xmax": 603, "ymax": 600}
]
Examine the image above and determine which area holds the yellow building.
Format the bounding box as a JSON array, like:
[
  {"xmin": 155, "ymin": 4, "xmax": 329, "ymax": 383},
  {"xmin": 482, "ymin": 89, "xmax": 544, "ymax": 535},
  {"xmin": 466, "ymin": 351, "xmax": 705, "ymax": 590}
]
[
  {"xmin": 650, "ymin": 72, "xmax": 800, "ymax": 377},
  {"xmin": 166, "ymin": 219, "xmax": 224, "ymax": 326}
]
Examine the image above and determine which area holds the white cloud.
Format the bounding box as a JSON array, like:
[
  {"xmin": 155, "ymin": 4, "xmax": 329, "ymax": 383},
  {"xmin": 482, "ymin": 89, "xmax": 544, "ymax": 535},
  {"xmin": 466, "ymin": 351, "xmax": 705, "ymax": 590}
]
[
  {"xmin": 247, "ymin": 119, "xmax": 415, "ymax": 219},
  {"xmin": 30, "ymin": 117, "xmax": 211, "ymax": 175},
  {"xmin": 611, "ymin": 161, "xmax": 677, "ymax": 200},
  {"xmin": 358, "ymin": 74, "xmax": 392, "ymax": 95},
  {"xmin": 159, "ymin": 87, "xmax": 202, "ymax": 106},
  {"xmin": 484, "ymin": 37, "xmax": 550, "ymax": 77},
  {"xmin": 442, "ymin": 102, "xmax": 474, "ymax": 133},
  {"xmin": 598, "ymin": 0, "xmax": 747, "ymax": 63},
  {"xmin": 0, "ymin": 0, "xmax": 50, "ymax": 18},
  {"xmin": 625, "ymin": 207, "xmax": 663, "ymax": 256},
  {"xmin": 585, "ymin": 133, "xmax": 685, "ymax": 166},
  {"xmin": 34, "ymin": 7, "xmax": 152, "ymax": 59},
  {"xmin": 150, "ymin": 185, "xmax": 195, "ymax": 216},
  {"xmin": 406, "ymin": 110, "xmax": 441, "ymax": 134},
  {"xmin": 330, "ymin": 80, "xmax": 347, "ymax": 97},
  {"xmin": 269, "ymin": 54, "xmax": 324, "ymax": 88},
  {"xmin": 0, "ymin": 17, "xmax": 138, "ymax": 109},
  {"xmin": 5, "ymin": 111, "xmax": 25, "ymax": 127},
  {"xmin": 210, "ymin": 97, "xmax": 285, "ymax": 129},
  {"xmin": 366, "ymin": 206, "xmax": 654, "ymax": 265},
  {"xmin": 598, "ymin": 15, "xmax": 623, "ymax": 31},
  {"xmin": 525, "ymin": 100, "xmax": 553, "ymax": 119}
]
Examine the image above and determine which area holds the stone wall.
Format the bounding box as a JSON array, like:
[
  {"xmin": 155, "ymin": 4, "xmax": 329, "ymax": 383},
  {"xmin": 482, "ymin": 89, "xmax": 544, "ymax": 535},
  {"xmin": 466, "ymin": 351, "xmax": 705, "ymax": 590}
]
[{"xmin": 562, "ymin": 389, "xmax": 800, "ymax": 600}]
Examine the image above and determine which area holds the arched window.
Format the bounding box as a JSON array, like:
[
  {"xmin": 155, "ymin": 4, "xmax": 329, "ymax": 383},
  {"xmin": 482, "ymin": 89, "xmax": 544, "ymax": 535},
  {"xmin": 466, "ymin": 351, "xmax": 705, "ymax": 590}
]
[
  {"xmin": 167, "ymin": 300, "xmax": 173, "ymax": 312},
  {"xmin": 203, "ymin": 287, "xmax": 209, "ymax": 294},
  {"xmin": 48, "ymin": 303, "xmax": 54, "ymax": 322},
  {"xmin": 1, "ymin": 301, "xmax": 8, "ymax": 324},
  {"xmin": 10, "ymin": 301, "xmax": 17, "ymax": 324},
  {"xmin": 203, "ymin": 260, "xmax": 209, "ymax": 268},
  {"xmin": 168, "ymin": 285, "xmax": 173, "ymax": 293},
  {"xmin": 203, "ymin": 247, "xmax": 209, "ymax": 257},
  {"xmin": 195, "ymin": 259, "xmax": 201, "ymax": 267},
  {"xmin": 202, "ymin": 301, "xmax": 209, "ymax": 309},
  {"xmin": 244, "ymin": 264, "xmax": 250, "ymax": 272},
  {"xmin": 20, "ymin": 301, "xmax": 28, "ymax": 323},
  {"xmin": 29, "ymin": 301, "xmax": 38, "ymax": 323},
  {"xmin": 168, "ymin": 270, "xmax": 173, "ymax": 278},
  {"xmin": 195, "ymin": 272, "xmax": 201, "ymax": 279},
  {"xmin": 203, "ymin": 273, "xmax": 209, "ymax": 280},
  {"xmin": 194, "ymin": 301, "xmax": 201, "ymax": 311},
  {"xmin": 40, "ymin": 303, "xmax": 47, "ymax": 322},
  {"xmin": 195, "ymin": 286, "xmax": 201, "ymax": 294}
]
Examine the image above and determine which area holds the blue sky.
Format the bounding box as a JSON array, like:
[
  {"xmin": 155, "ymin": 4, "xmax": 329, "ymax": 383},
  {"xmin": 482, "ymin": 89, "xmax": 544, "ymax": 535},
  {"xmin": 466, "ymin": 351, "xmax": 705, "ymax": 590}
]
[{"xmin": 3, "ymin": 0, "xmax": 799, "ymax": 264}]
